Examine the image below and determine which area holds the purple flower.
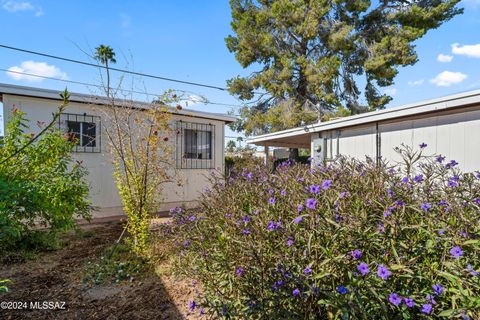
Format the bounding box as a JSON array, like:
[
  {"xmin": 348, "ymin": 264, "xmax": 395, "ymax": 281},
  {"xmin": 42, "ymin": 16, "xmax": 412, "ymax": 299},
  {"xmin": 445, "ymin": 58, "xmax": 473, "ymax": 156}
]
[
  {"xmin": 467, "ymin": 264, "xmax": 478, "ymax": 276},
  {"xmin": 474, "ymin": 198, "xmax": 480, "ymax": 205},
  {"xmin": 438, "ymin": 200, "xmax": 448, "ymax": 206},
  {"xmin": 421, "ymin": 303, "xmax": 433, "ymax": 314},
  {"xmin": 242, "ymin": 229, "xmax": 251, "ymax": 235},
  {"xmin": 387, "ymin": 189, "xmax": 394, "ymax": 198},
  {"xmin": 401, "ymin": 176, "xmax": 409, "ymax": 183},
  {"xmin": 388, "ymin": 293, "xmax": 402, "ymax": 306},
  {"xmin": 395, "ymin": 200, "xmax": 405, "ymax": 207},
  {"xmin": 269, "ymin": 197, "xmax": 276, "ymax": 205},
  {"xmin": 445, "ymin": 160, "xmax": 459, "ymax": 169},
  {"xmin": 420, "ymin": 203, "xmax": 432, "ymax": 212},
  {"xmin": 306, "ymin": 198, "xmax": 317, "ymax": 210},
  {"xmin": 243, "ymin": 216, "xmax": 251, "ymax": 223},
  {"xmin": 383, "ymin": 210, "xmax": 391, "ymax": 218},
  {"xmin": 436, "ymin": 155, "xmax": 446, "ymax": 163},
  {"xmin": 297, "ymin": 204, "xmax": 304, "ymax": 212},
  {"xmin": 357, "ymin": 262, "xmax": 369, "ymax": 276},
  {"xmin": 184, "ymin": 240, "xmax": 190, "ymax": 247},
  {"xmin": 188, "ymin": 215, "xmax": 196, "ymax": 221},
  {"xmin": 292, "ymin": 288, "xmax": 300, "ymax": 296},
  {"xmin": 337, "ymin": 286, "xmax": 348, "ymax": 294},
  {"xmin": 280, "ymin": 189, "xmax": 287, "ymax": 196},
  {"xmin": 267, "ymin": 221, "xmax": 275, "ymax": 231},
  {"xmin": 377, "ymin": 265, "xmax": 391, "ymax": 280},
  {"xmin": 293, "ymin": 216, "xmax": 303, "ymax": 224},
  {"xmin": 310, "ymin": 185, "xmax": 321, "ymax": 194},
  {"xmin": 426, "ymin": 294, "xmax": 437, "ymax": 305},
  {"xmin": 378, "ymin": 223, "xmax": 385, "ymax": 233},
  {"xmin": 448, "ymin": 178, "xmax": 458, "ymax": 188},
  {"xmin": 404, "ymin": 297, "xmax": 415, "ymax": 308},
  {"xmin": 236, "ymin": 266, "xmax": 244, "ymax": 277},
  {"xmin": 419, "ymin": 142, "xmax": 427, "ymax": 149},
  {"xmin": 304, "ymin": 266, "xmax": 312, "ymax": 275},
  {"xmin": 339, "ymin": 191, "xmax": 349, "ymax": 198},
  {"xmin": 287, "ymin": 237, "xmax": 294, "ymax": 247},
  {"xmin": 432, "ymin": 284, "xmax": 444, "ymax": 296},
  {"xmin": 414, "ymin": 175, "xmax": 424, "ymax": 183},
  {"xmin": 450, "ymin": 246, "xmax": 463, "ymax": 259},
  {"xmin": 351, "ymin": 249, "xmax": 362, "ymax": 260},
  {"xmin": 322, "ymin": 179, "xmax": 333, "ymax": 190},
  {"xmin": 189, "ymin": 300, "xmax": 196, "ymax": 311},
  {"xmin": 438, "ymin": 229, "xmax": 445, "ymax": 235}
]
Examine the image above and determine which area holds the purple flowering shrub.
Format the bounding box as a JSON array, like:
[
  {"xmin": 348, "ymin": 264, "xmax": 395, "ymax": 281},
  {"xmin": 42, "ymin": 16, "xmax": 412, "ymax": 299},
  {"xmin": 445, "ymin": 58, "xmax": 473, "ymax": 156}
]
[{"xmin": 171, "ymin": 146, "xmax": 480, "ymax": 319}]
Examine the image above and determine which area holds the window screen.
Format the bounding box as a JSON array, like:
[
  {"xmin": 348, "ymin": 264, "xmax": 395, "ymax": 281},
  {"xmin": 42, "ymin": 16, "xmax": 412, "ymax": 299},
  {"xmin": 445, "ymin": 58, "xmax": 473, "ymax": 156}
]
[
  {"xmin": 60, "ymin": 113, "xmax": 101, "ymax": 152},
  {"xmin": 176, "ymin": 121, "xmax": 215, "ymax": 169}
]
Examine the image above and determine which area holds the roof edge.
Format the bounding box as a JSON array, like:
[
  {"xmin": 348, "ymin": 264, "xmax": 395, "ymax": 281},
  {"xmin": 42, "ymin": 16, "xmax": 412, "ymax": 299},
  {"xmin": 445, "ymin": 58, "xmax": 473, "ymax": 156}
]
[
  {"xmin": 0, "ymin": 82, "xmax": 237, "ymax": 123},
  {"xmin": 247, "ymin": 88, "xmax": 480, "ymax": 144}
]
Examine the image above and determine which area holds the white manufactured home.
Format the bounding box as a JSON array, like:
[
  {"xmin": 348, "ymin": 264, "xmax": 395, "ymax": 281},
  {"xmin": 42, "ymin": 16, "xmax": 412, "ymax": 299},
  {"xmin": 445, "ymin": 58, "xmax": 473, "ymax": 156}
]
[
  {"xmin": 248, "ymin": 90, "xmax": 480, "ymax": 172},
  {"xmin": 0, "ymin": 83, "xmax": 235, "ymax": 218}
]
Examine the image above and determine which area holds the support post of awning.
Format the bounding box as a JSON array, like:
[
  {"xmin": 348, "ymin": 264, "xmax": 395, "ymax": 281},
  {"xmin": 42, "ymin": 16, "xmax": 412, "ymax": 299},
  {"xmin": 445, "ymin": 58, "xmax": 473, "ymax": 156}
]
[{"xmin": 264, "ymin": 145, "xmax": 269, "ymax": 166}]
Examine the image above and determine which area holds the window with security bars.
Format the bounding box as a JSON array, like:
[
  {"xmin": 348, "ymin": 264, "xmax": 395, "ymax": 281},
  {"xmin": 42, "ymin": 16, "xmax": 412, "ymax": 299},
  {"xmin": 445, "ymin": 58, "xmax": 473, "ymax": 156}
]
[
  {"xmin": 176, "ymin": 121, "xmax": 215, "ymax": 169},
  {"xmin": 59, "ymin": 113, "xmax": 101, "ymax": 153}
]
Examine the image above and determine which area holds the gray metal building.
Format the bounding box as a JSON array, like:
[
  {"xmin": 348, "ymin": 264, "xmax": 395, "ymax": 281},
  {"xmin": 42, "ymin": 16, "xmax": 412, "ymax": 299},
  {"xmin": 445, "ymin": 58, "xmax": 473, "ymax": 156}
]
[{"xmin": 247, "ymin": 90, "xmax": 480, "ymax": 172}]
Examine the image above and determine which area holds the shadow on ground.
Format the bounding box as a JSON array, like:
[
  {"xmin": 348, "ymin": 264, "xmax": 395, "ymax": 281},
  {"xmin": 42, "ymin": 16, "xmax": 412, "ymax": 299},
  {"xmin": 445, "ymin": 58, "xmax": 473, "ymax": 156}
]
[{"xmin": 0, "ymin": 221, "xmax": 194, "ymax": 320}]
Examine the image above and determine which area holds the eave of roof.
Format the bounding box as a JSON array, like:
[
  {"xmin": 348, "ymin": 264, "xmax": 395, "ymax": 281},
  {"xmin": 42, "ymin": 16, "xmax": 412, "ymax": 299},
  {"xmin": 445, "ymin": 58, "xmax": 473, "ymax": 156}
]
[
  {"xmin": 0, "ymin": 83, "xmax": 237, "ymax": 124},
  {"xmin": 247, "ymin": 88, "xmax": 480, "ymax": 145}
]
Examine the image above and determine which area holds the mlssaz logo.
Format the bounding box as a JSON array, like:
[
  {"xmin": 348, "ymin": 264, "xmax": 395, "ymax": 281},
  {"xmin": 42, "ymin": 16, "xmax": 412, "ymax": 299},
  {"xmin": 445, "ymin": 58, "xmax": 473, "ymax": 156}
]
[{"xmin": 30, "ymin": 301, "xmax": 66, "ymax": 310}]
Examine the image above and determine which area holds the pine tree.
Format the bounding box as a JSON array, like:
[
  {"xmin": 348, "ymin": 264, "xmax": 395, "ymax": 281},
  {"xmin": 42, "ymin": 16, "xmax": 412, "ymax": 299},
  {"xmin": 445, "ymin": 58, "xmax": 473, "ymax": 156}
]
[{"xmin": 226, "ymin": 0, "xmax": 462, "ymax": 143}]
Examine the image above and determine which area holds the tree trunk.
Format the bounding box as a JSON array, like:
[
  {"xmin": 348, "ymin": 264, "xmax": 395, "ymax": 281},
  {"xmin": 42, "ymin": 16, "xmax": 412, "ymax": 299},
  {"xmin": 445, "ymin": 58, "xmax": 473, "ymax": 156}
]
[{"xmin": 289, "ymin": 148, "xmax": 299, "ymax": 160}]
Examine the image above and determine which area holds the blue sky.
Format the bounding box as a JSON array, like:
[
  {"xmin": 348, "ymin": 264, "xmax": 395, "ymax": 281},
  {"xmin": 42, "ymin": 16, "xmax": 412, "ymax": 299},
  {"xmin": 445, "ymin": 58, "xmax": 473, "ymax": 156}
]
[{"xmin": 1, "ymin": 0, "xmax": 480, "ymax": 138}]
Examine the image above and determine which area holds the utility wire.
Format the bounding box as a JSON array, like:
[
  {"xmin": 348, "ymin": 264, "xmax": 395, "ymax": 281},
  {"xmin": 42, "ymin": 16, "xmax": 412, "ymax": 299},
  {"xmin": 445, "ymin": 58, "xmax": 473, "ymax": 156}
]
[
  {"xmin": 0, "ymin": 44, "xmax": 266, "ymax": 95},
  {"xmin": 0, "ymin": 68, "xmax": 244, "ymax": 112}
]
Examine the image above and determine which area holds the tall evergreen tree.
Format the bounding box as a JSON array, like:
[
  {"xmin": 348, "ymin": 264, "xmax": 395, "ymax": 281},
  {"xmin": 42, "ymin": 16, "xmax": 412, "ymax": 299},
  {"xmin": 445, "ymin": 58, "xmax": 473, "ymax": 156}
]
[{"xmin": 226, "ymin": 0, "xmax": 462, "ymax": 141}]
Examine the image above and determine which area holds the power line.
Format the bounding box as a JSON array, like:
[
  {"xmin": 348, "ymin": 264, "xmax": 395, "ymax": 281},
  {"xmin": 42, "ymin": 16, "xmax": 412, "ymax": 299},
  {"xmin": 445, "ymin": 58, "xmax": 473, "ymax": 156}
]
[
  {"xmin": 0, "ymin": 67, "xmax": 243, "ymax": 112},
  {"xmin": 0, "ymin": 44, "xmax": 266, "ymax": 95}
]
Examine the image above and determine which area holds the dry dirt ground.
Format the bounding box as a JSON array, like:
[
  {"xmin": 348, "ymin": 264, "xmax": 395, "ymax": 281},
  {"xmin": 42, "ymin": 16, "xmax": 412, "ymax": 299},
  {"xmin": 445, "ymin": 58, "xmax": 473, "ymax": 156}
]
[{"xmin": 0, "ymin": 221, "xmax": 200, "ymax": 320}]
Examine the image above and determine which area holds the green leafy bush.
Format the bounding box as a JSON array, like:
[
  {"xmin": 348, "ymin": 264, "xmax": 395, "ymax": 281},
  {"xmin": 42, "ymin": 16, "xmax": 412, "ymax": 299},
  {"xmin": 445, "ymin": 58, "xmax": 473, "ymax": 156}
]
[
  {"xmin": 0, "ymin": 107, "xmax": 91, "ymax": 254},
  {"xmin": 172, "ymin": 145, "xmax": 480, "ymax": 319}
]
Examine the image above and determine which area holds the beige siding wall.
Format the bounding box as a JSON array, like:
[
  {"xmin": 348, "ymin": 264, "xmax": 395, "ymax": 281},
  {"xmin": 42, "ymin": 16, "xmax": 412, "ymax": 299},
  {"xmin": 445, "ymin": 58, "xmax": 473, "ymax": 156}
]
[
  {"xmin": 312, "ymin": 107, "xmax": 480, "ymax": 172},
  {"xmin": 2, "ymin": 94, "xmax": 226, "ymax": 217},
  {"xmin": 337, "ymin": 125, "xmax": 376, "ymax": 160}
]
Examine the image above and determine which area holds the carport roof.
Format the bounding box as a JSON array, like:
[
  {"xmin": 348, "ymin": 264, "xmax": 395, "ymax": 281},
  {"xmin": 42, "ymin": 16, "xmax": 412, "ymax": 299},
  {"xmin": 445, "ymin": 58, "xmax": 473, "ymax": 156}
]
[{"xmin": 247, "ymin": 88, "xmax": 480, "ymax": 148}]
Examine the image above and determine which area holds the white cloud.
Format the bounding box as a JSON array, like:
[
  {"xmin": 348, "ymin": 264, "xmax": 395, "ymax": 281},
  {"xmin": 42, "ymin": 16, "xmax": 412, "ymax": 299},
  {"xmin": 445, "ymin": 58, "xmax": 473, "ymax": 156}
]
[
  {"xmin": 2, "ymin": 1, "xmax": 42, "ymax": 15},
  {"xmin": 2, "ymin": 1, "xmax": 33, "ymax": 12},
  {"xmin": 180, "ymin": 95, "xmax": 208, "ymax": 108},
  {"xmin": 6, "ymin": 61, "xmax": 68, "ymax": 82},
  {"xmin": 383, "ymin": 88, "xmax": 397, "ymax": 96},
  {"xmin": 437, "ymin": 54, "xmax": 453, "ymax": 63},
  {"xmin": 408, "ymin": 79, "xmax": 424, "ymax": 86},
  {"xmin": 430, "ymin": 71, "xmax": 467, "ymax": 87},
  {"xmin": 452, "ymin": 43, "xmax": 480, "ymax": 58}
]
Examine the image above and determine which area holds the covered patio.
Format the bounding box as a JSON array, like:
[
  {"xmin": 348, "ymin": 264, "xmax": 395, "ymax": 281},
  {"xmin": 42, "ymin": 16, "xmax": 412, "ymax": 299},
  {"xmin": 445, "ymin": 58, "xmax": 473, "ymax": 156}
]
[{"xmin": 246, "ymin": 126, "xmax": 313, "ymax": 163}]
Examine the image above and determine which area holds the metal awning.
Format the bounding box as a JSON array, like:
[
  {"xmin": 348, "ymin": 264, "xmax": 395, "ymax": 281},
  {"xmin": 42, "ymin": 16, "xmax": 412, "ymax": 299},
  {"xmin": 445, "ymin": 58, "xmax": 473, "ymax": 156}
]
[{"xmin": 246, "ymin": 126, "xmax": 312, "ymax": 148}]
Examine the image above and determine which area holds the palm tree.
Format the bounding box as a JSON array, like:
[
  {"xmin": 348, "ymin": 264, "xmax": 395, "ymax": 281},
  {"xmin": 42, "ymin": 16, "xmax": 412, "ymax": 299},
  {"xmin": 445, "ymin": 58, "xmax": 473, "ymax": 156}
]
[{"xmin": 94, "ymin": 45, "xmax": 116, "ymax": 97}]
